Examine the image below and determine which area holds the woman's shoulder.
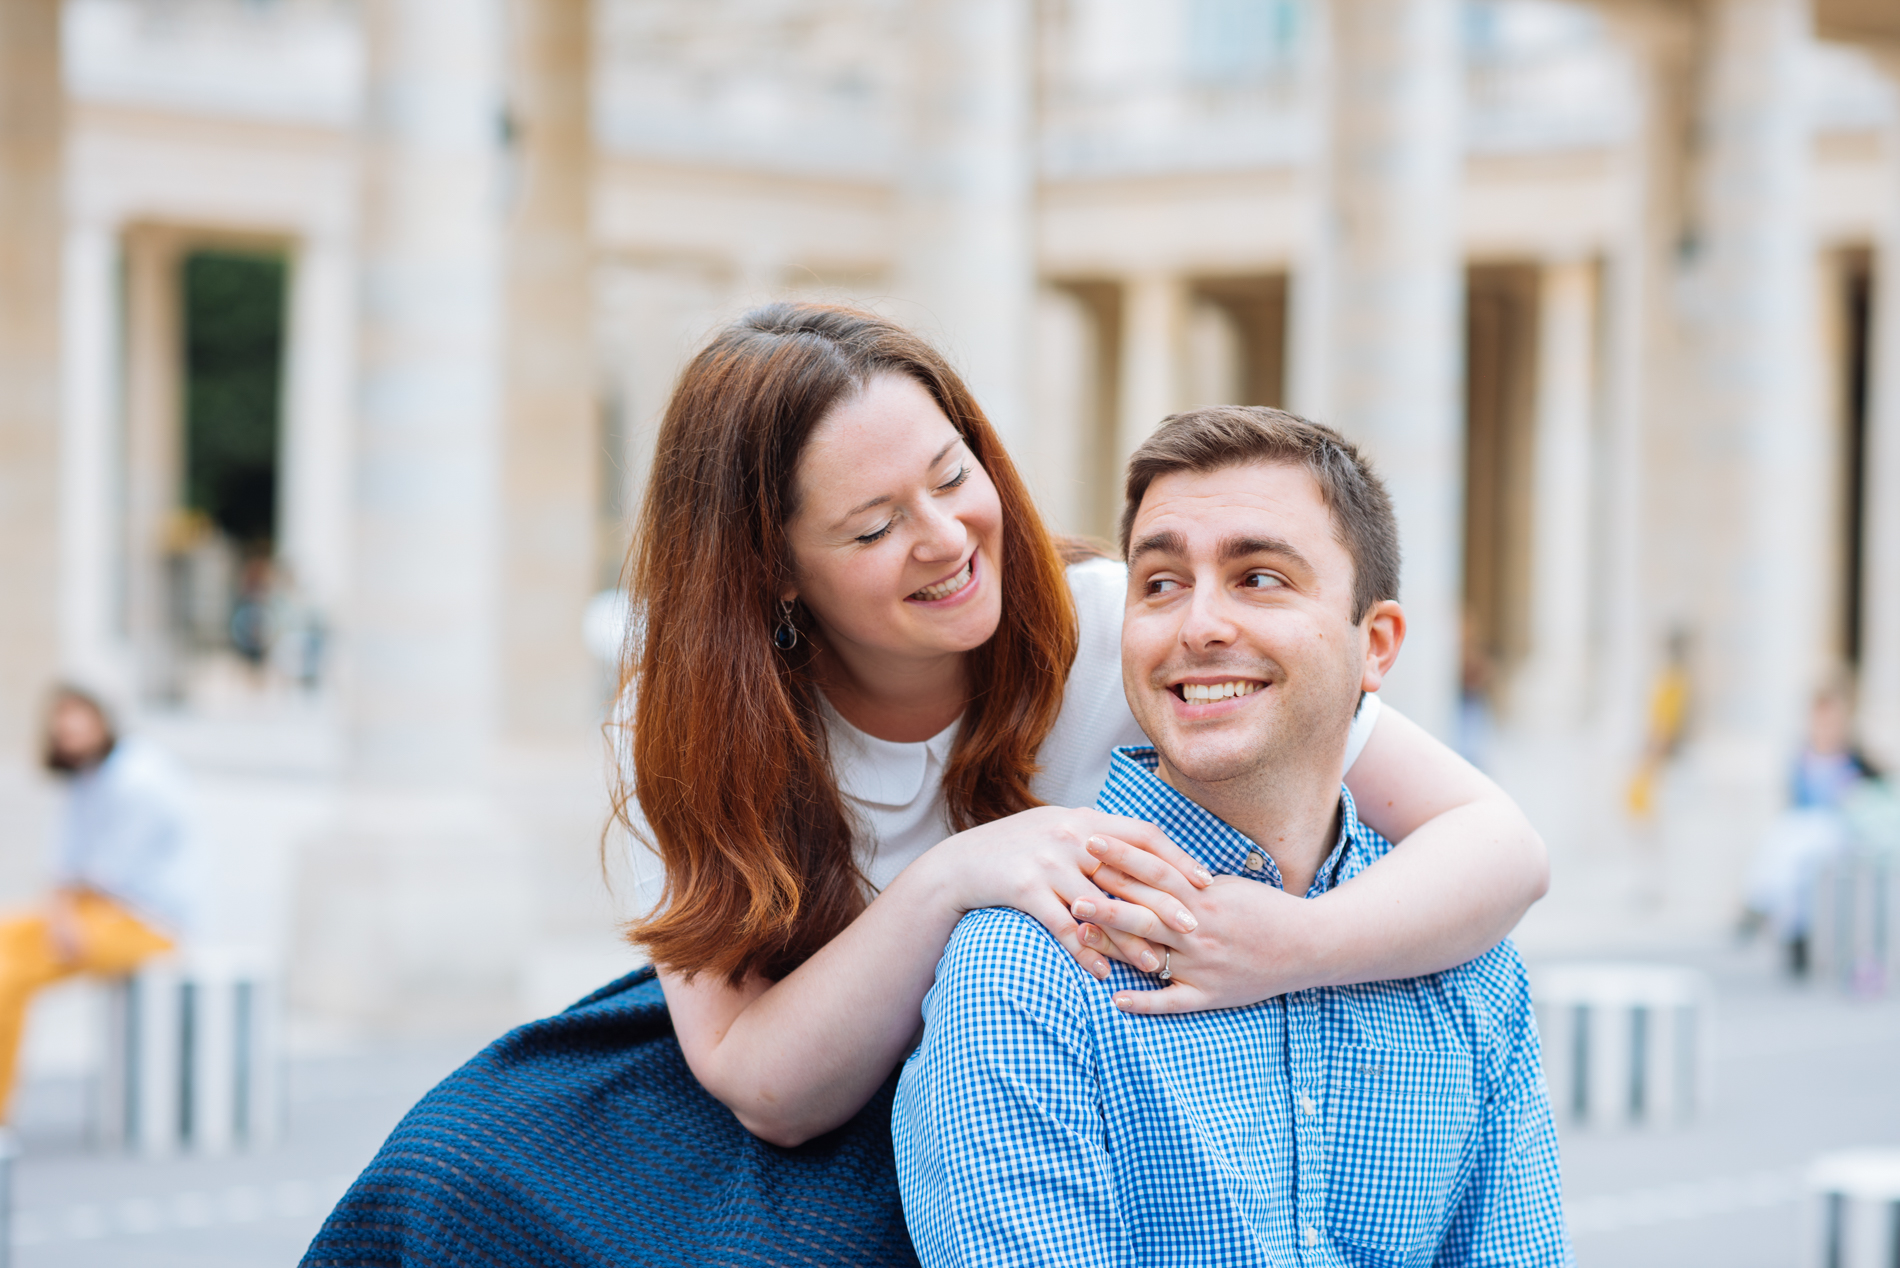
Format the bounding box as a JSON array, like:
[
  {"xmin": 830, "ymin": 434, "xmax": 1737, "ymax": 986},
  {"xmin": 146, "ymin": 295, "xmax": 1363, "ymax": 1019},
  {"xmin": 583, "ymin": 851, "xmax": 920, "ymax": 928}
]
[{"xmin": 1065, "ymin": 556, "xmax": 1127, "ymax": 629}]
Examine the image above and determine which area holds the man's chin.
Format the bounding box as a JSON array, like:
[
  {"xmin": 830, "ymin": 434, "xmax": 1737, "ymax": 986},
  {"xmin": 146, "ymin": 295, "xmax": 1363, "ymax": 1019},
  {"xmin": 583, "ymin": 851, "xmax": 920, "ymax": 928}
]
[{"xmin": 1150, "ymin": 733, "xmax": 1270, "ymax": 790}]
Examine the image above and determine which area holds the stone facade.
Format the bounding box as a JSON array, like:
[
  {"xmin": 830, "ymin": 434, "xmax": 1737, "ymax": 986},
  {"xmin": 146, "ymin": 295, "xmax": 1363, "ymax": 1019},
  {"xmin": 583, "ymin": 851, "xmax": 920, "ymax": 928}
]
[{"xmin": 1, "ymin": 0, "xmax": 1897, "ymax": 1034}]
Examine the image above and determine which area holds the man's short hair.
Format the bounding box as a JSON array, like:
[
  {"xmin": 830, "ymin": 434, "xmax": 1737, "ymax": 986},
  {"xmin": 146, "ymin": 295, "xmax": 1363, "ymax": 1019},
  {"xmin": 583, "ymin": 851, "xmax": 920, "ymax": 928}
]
[{"xmin": 1120, "ymin": 406, "xmax": 1401, "ymax": 623}]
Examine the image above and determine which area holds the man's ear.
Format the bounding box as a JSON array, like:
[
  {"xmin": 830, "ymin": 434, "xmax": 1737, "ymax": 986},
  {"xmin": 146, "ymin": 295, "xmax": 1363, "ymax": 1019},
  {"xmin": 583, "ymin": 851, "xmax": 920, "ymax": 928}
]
[{"xmin": 1358, "ymin": 600, "xmax": 1405, "ymax": 692}]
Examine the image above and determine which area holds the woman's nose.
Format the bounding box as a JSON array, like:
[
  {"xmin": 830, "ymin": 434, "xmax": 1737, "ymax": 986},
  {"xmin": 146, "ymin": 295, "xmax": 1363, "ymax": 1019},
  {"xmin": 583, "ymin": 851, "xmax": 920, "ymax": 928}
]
[{"xmin": 912, "ymin": 500, "xmax": 965, "ymax": 561}]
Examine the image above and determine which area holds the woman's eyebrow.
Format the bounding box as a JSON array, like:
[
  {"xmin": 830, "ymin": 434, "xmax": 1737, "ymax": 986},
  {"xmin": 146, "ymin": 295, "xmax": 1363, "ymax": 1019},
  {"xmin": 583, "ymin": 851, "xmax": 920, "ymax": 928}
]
[{"xmin": 836, "ymin": 439, "xmax": 961, "ymax": 523}]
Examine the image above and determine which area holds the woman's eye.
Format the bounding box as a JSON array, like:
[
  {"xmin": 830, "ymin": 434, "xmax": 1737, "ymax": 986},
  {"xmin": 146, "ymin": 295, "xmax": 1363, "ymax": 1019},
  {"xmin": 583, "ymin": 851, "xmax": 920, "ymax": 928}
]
[
  {"xmin": 939, "ymin": 465, "xmax": 971, "ymax": 491},
  {"xmin": 1241, "ymin": 571, "xmax": 1284, "ymax": 590},
  {"xmin": 856, "ymin": 522, "xmax": 895, "ymax": 544}
]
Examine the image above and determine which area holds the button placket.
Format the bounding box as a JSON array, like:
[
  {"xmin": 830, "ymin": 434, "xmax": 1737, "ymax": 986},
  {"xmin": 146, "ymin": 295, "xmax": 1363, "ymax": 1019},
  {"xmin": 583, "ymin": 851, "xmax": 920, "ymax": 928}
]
[{"xmin": 1287, "ymin": 990, "xmax": 1328, "ymax": 1260}]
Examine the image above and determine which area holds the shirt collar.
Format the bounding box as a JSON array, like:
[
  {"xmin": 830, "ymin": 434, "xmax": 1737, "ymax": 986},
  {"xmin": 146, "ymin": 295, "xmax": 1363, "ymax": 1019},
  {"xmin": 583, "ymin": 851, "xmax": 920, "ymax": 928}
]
[
  {"xmin": 822, "ymin": 696, "xmax": 961, "ymax": 807},
  {"xmin": 1096, "ymin": 746, "xmax": 1363, "ymax": 898}
]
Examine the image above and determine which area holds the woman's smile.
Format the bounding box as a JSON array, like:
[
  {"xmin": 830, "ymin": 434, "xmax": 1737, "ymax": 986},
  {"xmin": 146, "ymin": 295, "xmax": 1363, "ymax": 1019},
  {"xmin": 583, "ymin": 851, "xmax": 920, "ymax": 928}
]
[{"xmin": 907, "ymin": 551, "xmax": 979, "ymax": 605}]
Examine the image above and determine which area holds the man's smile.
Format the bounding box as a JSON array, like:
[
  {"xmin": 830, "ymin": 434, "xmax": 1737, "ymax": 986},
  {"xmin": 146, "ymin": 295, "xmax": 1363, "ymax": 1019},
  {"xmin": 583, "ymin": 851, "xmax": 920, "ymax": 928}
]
[{"xmin": 1164, "ymin": 674, "xmax": 1272, "ymax": 717}]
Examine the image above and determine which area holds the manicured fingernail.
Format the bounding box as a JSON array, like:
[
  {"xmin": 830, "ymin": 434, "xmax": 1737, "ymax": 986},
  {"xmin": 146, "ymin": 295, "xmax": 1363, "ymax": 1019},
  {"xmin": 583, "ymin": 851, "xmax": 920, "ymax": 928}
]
[
  {"xmin": 1113, "ymin": 994, "xmax": 1130, "ymax": 1009},
  {"xmin": 1139, "ymin": 951, "xmax": 1159, "ymax": 971},
  {"xmin": 1196, "ymin": 868, "xmax": 1213, "ymax": 885},
  {"xmin": 1093, "ymin": 960, "xmax": 1109, "ymax": 979},
  {"xmin": 1086, "ymin": 836, "xmax": 1106, "ymax": 853},
  {"xmin": 1177, "ymin": 911, "xmax": 1197, "ymax": 931},
  {"xmin": 1073, "ymin": 899, "xmax": 1097, "ymax": 918}
]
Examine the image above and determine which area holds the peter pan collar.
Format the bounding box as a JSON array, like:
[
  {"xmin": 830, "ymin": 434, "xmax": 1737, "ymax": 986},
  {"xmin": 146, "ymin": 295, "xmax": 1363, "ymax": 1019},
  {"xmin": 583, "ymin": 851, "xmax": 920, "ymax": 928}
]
[{"xmin": 821, "ymin": 695, "xmax": 961, "ymax": 808}]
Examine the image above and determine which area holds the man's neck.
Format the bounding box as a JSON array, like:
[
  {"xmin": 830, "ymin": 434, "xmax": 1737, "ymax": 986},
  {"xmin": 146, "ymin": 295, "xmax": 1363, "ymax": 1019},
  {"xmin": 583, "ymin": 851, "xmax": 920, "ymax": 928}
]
[{"xmin": 1153, "ymin": 755, "xmax": 1343, "ymax": 897}]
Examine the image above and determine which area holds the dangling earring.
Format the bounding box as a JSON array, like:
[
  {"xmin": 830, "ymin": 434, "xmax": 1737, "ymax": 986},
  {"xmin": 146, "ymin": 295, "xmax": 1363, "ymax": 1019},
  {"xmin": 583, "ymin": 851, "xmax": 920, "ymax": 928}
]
[{"xmin": 773, "ymin": 598, "xmax": 800, "ymax": 651}]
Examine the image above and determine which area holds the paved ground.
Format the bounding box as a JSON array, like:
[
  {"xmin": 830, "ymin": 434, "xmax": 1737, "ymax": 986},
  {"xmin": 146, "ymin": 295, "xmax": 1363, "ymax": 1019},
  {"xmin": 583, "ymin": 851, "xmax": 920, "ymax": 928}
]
[
  {"xmin": 9, "ymin": 1040, "xmax": 484, "ymax": 1268},
  {"xmin": 7, "ymin": 942, "xmax": 1897, "ymax": 1267}
]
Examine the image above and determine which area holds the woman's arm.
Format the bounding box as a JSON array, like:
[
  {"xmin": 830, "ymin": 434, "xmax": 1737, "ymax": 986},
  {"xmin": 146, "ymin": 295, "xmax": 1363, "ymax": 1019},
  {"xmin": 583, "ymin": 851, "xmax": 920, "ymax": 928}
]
[
  {"xmin": 661, "ymin": 806, "xmax": 1206, "ymax": 1147},
  {"xmin": 1073, "ymin": 702, "xmax": 1549, "ymax": 1015}
]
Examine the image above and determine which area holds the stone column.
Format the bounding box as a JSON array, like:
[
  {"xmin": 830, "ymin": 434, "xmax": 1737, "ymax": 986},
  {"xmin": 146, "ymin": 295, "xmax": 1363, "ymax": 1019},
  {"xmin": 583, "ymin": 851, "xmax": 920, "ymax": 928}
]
[
  {"xmin": 1516, "ymin": 259, "xmax": 1598, "ymax": 729},
  {"xmin": 1117, "ymin": 273, "xmax": 1188, "ymax": 471},
  {"xmin": 895, "ymin": 0, "xmax": 1036, "ymax": 446},
  {"xmin": 500, "ymin": 0, "xmax": 597, "ymax": 742},
  {"xmin": 350, "ymin": 0, "xmax": 506, "ymax": 780},
  {"xmin": 121, "ymin": 227, "xmax": 186, "ymax": 702},
  {"xmin": 1594, "ymin": 5, "xmax": 1696, "ymax": 761},
  {"xmin": 1861, "ymin": 51, "xmax": 1900, "ymax": 765},
  {"xmin": 1691, "ymin": 0, "xmax": 1826, "ymax": 770},
  {"xmin": 1316, "ymin": 0, "xmax": 1464, "ymax": 737},
  {"xmin": 0, "ymin": 0, "xmax": 64, "ymax": 757},
  {"xmin": 279, "ymin": 232, "xmax": 357, "ymax": 627},
  {"xmin": 58, "ymin": 216, "xmax": 124, "ymax": 695},
  {"xmin": 298, "ymin": 0, "xmax": 528, "ymax": 1036}
]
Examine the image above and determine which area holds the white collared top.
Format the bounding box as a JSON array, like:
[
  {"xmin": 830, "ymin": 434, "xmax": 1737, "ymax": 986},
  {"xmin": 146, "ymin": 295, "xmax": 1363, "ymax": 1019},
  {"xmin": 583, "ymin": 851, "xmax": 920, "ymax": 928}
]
[{"xmin": 627, "ymin": 558, "xmax": 1382, "ymax": 909}]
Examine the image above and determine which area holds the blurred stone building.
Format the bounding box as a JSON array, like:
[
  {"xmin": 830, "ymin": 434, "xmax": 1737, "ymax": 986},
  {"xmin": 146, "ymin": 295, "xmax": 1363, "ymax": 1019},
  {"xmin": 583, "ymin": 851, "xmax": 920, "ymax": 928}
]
[{"xmin": 0, "ymin": 0, "xmax": 1896, "ymax": 1036}]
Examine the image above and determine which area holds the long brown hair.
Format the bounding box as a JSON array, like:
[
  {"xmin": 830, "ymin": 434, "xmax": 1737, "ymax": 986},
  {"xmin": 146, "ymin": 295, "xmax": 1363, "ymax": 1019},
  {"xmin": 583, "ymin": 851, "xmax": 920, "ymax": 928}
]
[{"xmin": 614, "ymin": 303, "xmax": 1078, "ymax": 985}]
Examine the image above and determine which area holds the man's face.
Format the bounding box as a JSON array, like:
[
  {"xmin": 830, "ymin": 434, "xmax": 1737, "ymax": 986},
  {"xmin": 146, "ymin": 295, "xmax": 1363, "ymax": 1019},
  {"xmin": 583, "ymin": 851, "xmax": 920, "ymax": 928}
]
[{"xmin": 1122, "ymin": 461, "xmax": 1393, "ymax": 788}]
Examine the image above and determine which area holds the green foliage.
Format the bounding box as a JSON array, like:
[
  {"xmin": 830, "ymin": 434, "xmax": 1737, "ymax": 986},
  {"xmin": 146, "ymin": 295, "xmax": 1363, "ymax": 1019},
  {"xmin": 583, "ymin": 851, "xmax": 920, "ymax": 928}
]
[{"xmin": 183, "ymin": 250, "xmax": 287, "ymax": 545}]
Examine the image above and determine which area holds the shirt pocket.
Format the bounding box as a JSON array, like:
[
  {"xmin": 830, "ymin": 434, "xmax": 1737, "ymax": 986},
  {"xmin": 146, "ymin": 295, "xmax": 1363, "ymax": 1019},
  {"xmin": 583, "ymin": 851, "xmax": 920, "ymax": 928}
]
[{"xmin": 1322, "ymin": 1044, "xmax": 1476, "ymax": 1260}]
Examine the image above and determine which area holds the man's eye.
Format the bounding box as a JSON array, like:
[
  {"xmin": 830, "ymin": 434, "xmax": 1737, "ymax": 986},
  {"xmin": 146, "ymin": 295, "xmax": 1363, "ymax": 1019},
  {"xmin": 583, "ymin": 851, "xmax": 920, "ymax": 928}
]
[
  {"xmin": 1242, "ymin": 572, "xmax": 1284, "ymax": 589},
  {"xmin": 1148, "ymin": 578, "xmax": 1182, "ymax": 594}
]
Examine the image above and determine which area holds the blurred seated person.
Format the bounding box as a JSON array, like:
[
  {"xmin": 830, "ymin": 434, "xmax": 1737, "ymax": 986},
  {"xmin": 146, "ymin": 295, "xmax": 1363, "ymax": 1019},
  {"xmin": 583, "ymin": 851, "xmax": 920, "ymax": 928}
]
[
  {"xmin": 1742, "ymin": 681, "xmax": 1883, "ymax": 975},
  {"xmin": 0, "ymin": 686, "xmax": 195, "ymax": 1119}
]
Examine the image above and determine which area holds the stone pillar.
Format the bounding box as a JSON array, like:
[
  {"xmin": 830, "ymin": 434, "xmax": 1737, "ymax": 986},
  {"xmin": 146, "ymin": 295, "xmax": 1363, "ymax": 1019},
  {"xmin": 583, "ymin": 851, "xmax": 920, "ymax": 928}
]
[
  {"xmin": 895, "ymin": 0, "xmax": 1036, "ymax": 446},
  {"xmin": 500, "ymin": 0, "xmax": 597, "ymax": 742},
  {"xmin": 0, "ymin": 0, "xmax": 64, "ymax": 757},
  {"xmin": 1595, "ymin": 6, "xmax": 1696, "ymax": 760},
  {"xmin": 351, "ymin": 0, "xmax": 506, "ymax": 780},
  {"xmin": 1316, "ymin": 0, "xmax": 1464, "ymax": 737},
  {"xmin": 1516, "ymin": 259, "xmax": 1598, "ymax": 729},
  {"xmin": 279, "ymin": 232, "xmax": 357, "ymax": 630},
  {"xmin": 1861, "ymin": 52, "xmax": 1900, "ymax": 766},
  {"xmin": 298, "ymin": 0, "xmax": 529, "ymax": 1036},
  {"xmin": 121, "ymin": 227, "xmax": 186, "ymax": 702},
  {"xmin": 58, "ymin": 216, "xmax": 124, "ymax": 694},
  {"xmin": 1691, "ymin": 0, "xmax": 1826, "ymax": 769},
  {"xmin": 1117, "ymin": 273, "xmax": 1188, "ymax": 471}
]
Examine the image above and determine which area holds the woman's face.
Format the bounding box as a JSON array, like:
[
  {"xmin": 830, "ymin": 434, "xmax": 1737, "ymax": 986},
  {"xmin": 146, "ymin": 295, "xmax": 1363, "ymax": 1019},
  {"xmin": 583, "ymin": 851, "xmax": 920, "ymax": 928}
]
[{"xmin": 784, "ymin": 373, "xmax": 1006, "ymax": 673}]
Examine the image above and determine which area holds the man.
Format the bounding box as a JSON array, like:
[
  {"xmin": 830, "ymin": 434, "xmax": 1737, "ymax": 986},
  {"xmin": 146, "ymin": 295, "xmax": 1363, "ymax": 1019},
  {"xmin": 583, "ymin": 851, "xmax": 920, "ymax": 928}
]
[
  {"xmin": 894, "ymin": 408, "xmax": 1567, "ymax": 1266},
  {"xmin": 0, "ymin": 686, "xmax": 195, "ymax": 1119}
]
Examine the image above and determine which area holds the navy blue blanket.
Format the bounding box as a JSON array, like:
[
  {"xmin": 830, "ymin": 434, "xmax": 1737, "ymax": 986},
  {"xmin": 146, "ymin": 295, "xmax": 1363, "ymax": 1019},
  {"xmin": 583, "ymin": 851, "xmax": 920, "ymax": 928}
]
[{"xmin": 302, "ymin": 968, "xmax": 919, "ymax": 1267}]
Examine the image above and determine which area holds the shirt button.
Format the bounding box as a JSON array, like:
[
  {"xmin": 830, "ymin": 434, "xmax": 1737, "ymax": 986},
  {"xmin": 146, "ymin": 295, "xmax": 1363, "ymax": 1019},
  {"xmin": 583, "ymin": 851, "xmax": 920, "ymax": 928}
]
[
  {"xmin": 1298, "ymin": 1092, "xmax": 1317, "ymax": 1117},
  {"xmin": 1303, "ymin": 1226, "xmax": 1319, "ymax": 1247},
  {"xmin": 1245, "ymin": 851, "xmax": 1265, "ymax": 871}
]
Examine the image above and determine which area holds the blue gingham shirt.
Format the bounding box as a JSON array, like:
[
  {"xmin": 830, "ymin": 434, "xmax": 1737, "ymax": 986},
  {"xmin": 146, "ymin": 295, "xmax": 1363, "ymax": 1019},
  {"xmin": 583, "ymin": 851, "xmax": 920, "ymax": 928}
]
[{"xmin": 895, "ymin": 746, "xmax": 1569, "ymax": 1267}]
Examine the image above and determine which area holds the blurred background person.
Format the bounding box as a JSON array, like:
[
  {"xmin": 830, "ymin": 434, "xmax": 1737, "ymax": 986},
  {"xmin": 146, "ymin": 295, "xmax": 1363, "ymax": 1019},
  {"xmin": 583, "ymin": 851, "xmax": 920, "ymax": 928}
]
[
  {"xmin": 0, "ymin": 686, "xmax": 197, "ymax": 1122},
  {"xmin": 1742, "ymin": 679, "xmax": 1885, "ymax": 976},
  {"xmin": 1625, "ymin": 627, "xmax": 1693, "ymax": 823}
]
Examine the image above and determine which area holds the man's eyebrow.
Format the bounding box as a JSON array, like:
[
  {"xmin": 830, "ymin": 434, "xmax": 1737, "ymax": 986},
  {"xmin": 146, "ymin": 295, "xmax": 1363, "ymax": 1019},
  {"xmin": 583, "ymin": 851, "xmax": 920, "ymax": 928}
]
[
  {"xmin": 1220, "ymin": 535, "xmax": 1310, "ymax": 571},
  {"xmin": 836, "ymin": 439, "xmax": 961, "ymax": 524},
  {"xmin": 1127, "ymin": 529, "xmax": 1186, "ymax": 564}
]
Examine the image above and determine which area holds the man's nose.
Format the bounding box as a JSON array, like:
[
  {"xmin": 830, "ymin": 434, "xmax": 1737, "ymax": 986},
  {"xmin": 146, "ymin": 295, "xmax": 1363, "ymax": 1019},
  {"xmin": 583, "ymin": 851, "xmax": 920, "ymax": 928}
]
[{"xmin": 1178, "ymin": 580, "xmax": 1238, "ymax": 650}]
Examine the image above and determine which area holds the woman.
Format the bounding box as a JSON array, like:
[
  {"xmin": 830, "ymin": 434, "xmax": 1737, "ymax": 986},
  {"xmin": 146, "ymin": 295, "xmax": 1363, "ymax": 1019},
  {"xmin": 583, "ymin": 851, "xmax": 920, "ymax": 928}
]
[{"xmin": 304, "ymin": 303, "xmax": 1545, "ymax": 1268}]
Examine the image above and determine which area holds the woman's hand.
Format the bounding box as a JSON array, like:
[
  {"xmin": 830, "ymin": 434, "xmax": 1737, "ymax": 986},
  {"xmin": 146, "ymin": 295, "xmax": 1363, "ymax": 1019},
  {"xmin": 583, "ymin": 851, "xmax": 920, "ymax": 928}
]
[
  {"xmin": 1071, "ymin": 834, "xmax": 1320, "ymax": 1014},
  {"xmin": 926, "ymin": 807, "xmax": 1211, "ymax": 982}
]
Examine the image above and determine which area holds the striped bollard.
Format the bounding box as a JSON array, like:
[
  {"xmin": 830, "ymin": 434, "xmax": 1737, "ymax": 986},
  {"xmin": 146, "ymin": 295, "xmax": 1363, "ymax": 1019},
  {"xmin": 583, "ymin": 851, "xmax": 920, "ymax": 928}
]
[
  {"xmin": 1807, "ymin": 1150, "xmax": 1900, "ymax": 1268},
  {"xmin": 99, "ymin": 947, "xmax": 282, "ymax": 1156},
  {"xmin": 1530, "ymin": 963, "xmax": 1712, "ymax": 1129}
]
